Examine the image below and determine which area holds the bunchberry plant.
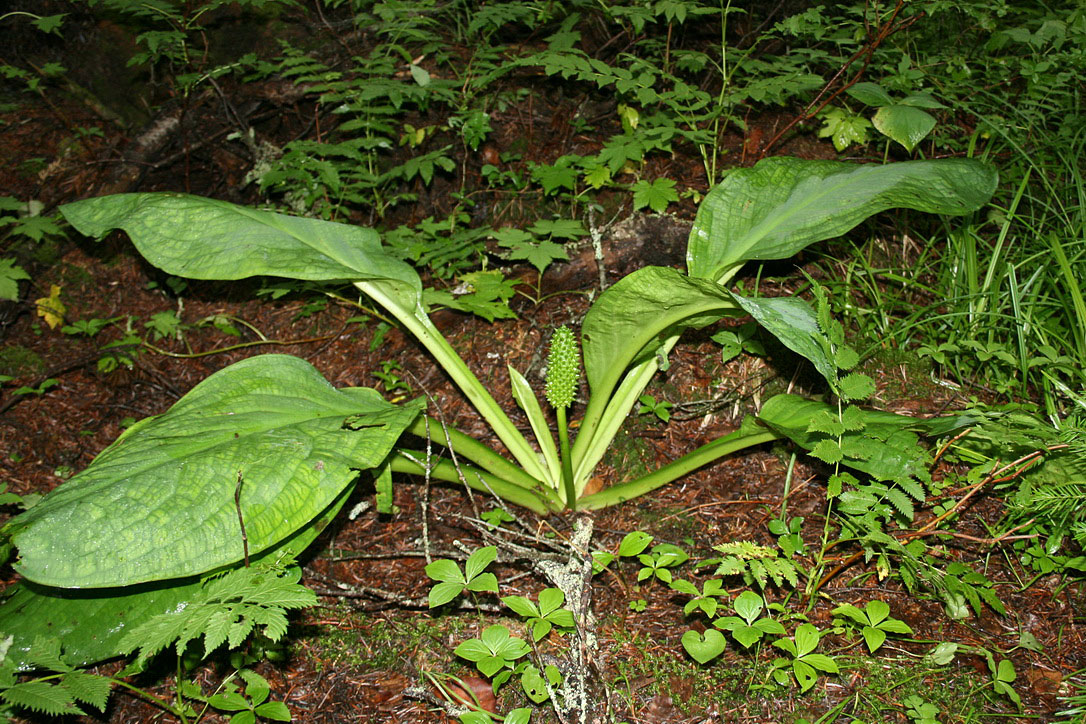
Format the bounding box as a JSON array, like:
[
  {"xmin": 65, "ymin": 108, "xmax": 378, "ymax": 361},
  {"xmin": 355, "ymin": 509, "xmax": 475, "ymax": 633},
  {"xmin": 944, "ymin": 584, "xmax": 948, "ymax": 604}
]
[
  {"xmin": 637, "ymin": 393, "xmax": 674, "ymax": 422},
  {"xmin": 713, "ymin": 590, "xmax": 787, "ymax": 650},
  {"xmin": 425, "ymin": 546, "xmax": 500, "ymax": 608},
  {"xmin": 831, "ymin": 599, "xmax": 913, "ymax": 653},
  {"xmin": 454, "ymin": 625, "xmax": 530, "ymax": 679},
  {"xmin": 501, "ymin": 588, "xmax": 575, "ymax": 642},
  {"xmin": 903, "ymin": 694, "xmax": 940, "ymax": 724},
  {"xmin": 768, "ymin": 623, "xmax": 839, "ymax": 693}
]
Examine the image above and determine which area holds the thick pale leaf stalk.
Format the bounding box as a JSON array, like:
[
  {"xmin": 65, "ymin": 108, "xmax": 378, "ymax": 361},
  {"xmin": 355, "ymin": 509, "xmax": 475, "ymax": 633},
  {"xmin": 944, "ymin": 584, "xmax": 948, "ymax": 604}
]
[
  {"xmin": 556, "ymin": 406, "xmax": 576, "ymax": 509},
  {"xmin": 358, "ymin": 279, "xmax": 549, "ymax": 482},
  {"xmin": 571, "ymin": 334, "xmax": 679, "ymax": 492},
  {"xmin": 387, "ymin": 453, "xmax": 560, "ymax": 514},
  {"xmin": 577, "ymin": 426, "xmax": 780, "ymax": 510},
  {"xmin": 404, "ymin": 415, "xmax": 545, "ymax": 492},
  {"xmin": 573, "ymin": 267, "xmax": 740, "ymax": 484},
  {"xmin": 508, "ymin": 365, "xmax": 561, "ymax": 486},
  {"xmin": 5, "ymin": 355, "xmax": 421, "ymax": 588}
]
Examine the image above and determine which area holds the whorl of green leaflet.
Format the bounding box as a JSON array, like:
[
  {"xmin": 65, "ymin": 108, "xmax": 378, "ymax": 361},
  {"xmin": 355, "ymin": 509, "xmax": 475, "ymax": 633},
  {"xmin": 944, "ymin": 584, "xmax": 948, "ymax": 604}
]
[{"xmin": 544, "ymin": 326, "xmax": 580, "ymax": 409}]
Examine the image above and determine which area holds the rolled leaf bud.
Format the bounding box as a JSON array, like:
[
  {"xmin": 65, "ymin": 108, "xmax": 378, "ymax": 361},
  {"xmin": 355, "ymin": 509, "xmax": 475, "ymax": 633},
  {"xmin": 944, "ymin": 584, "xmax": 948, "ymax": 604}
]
[{"xmin": 544, "ymin": 325, "xmax": 580, "ymax": 409}]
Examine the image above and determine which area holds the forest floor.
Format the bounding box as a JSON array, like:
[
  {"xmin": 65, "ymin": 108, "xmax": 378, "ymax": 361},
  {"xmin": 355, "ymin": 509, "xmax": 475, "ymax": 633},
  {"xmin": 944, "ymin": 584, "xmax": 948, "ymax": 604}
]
[{"xmin": 1, "ymin": 11, "xmax": 1083, "ymax": 724}]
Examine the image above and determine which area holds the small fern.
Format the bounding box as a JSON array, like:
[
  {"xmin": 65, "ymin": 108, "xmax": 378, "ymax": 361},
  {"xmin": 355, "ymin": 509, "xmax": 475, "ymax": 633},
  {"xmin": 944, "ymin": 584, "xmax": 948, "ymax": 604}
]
[
  {"xmin": 705, "ymin": 541, "xmax": 801, "ymax": 590},
  {"xmin": 119, "ymin": 558, "xmax": 317, "ymax": 670},
  {"xmin": 0, "ymin": 636, "xmax": 113, "ymax": 719}
]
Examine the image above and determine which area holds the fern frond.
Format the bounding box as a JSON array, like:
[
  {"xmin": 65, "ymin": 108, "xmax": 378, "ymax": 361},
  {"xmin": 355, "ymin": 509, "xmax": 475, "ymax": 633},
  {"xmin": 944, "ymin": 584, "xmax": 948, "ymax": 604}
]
[
  {"xmin": 60, "ymin": 671, "xmax": 112, "ymax": 712},
  {"xmin": 1, "ymin": 680, "xmax": 83, "ymax": 716},
  {"xmin": 884, "ymin": 487, "xmax": 915, "ymax": 521}
]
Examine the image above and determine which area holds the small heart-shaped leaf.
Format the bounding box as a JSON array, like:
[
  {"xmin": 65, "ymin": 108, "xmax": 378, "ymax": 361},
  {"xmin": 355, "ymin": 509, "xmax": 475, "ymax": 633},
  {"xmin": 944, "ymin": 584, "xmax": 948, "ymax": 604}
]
[
  {"xmin": 731, "ymin": 625, "xmax": 763, "ymax": 649},
  {"xmin": 865, "ymin": 599, "xmax": 890, "ymax": 625},
  {"xmin": 681, "ymin": 629, "xmax": 727, "ymax": 664},
  {"xmin": 862, "ymin": 625, "xmax": 887, "ymax": 653}
]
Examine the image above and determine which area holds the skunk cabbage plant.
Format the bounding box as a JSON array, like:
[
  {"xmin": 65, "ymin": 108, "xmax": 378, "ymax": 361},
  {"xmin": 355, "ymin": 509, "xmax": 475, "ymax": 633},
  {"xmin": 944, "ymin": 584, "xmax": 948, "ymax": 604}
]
[{"xmin": 0, "ymin": 156, "xmax": 996, "ymax": 668}]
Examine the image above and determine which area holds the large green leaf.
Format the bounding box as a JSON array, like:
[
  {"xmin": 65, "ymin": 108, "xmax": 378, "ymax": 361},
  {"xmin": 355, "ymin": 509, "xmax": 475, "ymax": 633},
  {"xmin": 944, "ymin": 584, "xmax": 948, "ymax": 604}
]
[
  {"xmin": 60, "ymin": 193, "xmax": 546, "ymax": 484},
  {"xmin": 757, "ymin": 394, "xmax": 972, "ymax": 484},
  {"xmin": 59, "ymin": 193, "xmax": 420, "ymax": 292},
  {"xmin": 5, "ymin": 354, "xmax": 421, "ymax": 588},
  {"xmin": 0, "ymin": 483, "xmax": 351, "ymax": 670},
  {"xmin": 873, "ymin": 105, "xmax": 937, "ymax": 152},
  {"xmin": 571, "ymin": 266, "xmax": 741, "ymax": 488},
  {"xmin": 731, "ymin": 293, "xmax": 836, "ymax": 386},
  {"xmin": 686, "ymin": 157, "xmax": 998, "ymax": 283},
  {"xmin": 580, "ymin": 265, "xmax": 739, "ymax": 399}
]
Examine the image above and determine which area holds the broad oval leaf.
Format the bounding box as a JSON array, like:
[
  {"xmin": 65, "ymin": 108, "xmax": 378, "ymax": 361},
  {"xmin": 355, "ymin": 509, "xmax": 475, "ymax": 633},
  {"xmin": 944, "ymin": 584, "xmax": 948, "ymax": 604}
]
[
  {"xmin": 581, "ymin": 265, "xmax": 739, "ymax": 398},
  {"xmin": 687, "ymin": 157, "xmax": 997, "ymax": 284},
  {"xmin": 0, "ymin": 484, "xmax": 351, "ymax": 669},
  {"xmin": 793, "ymin": 622, "xmax": 821, "ymax": 657},
  {"xmin": 846, "ymin": 82, "xmax": 895, "ymax": 107},
  {"xmin": 873, "ymin": 105, "xmax": 937, "ymax": 151},
  {"xmin": 802, "ymin": 652, "xmax": 840, "ymax": 674},
  {"xmin": 733, "ymin": 590, "xmax": 765, "ymax": 624},
  {"xmin": 731, "ymin": 624, "xmax": 763, "ymax": 648},
  {"xmin": 465, "ymin": 545, "xmax": 498, "ymax": 581},
  {"xmin": 501, "ymin": 595, "xmax": 539, "ymax": 619},
  {"xmin": 428, "ymin": 581, "xmax": 464, "ymax": 608},
  {"xmin": 7, "ymin": 355, "xmax": 421, "ymax": 588},
  {"xmin": 59, "ymin": 193, "xmax": 421, "ymax": 293},
  {"xmin": 617, "ymin": 530, "xmax": 654, "ymax": 557},
  {"xmin": 862, "ymin": 625, "xmax": 888, "ymax": 652},
  {"xmin": 424, "ymin": 559, "xmax": 464, "ymax": 584},
  {"xmin": 865, "ymin": 599, "xmax": 890, "ymax": 625}
]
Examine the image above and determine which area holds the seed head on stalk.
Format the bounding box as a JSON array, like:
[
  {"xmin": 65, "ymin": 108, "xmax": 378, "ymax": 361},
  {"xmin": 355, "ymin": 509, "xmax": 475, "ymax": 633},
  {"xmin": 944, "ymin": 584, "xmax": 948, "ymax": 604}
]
[{"xmin": 544, "ymin": 325, "xmax": 580, "ymax": 509}]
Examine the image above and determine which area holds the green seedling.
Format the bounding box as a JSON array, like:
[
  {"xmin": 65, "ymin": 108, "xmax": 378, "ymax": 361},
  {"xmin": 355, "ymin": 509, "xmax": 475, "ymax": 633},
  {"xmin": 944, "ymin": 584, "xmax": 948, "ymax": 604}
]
[
  {"xmin": 519, "ymin": 663, "xmax": 562, "ymax": 704},
  {"xmin": 670, "ymin": 577, "xmax": 727, "ymax": 618},
  {"xmin": 480, "ymin": 508, "xmax": 515, "ymax": 530},
  {"xmin": 454, "ymin": 625, "xmax": 531, "ymax": 678},
  {"xmin": 831, "ymin": 599, "xmax": 913, "ymax": 653},
  {"xmin": 712, "ymin": 322, "xmax": 764, "ymax": 363},
  {"xmin": 198, "ymin": 669, "xmax": 291, "ymax": 724},
  {"xmin": 592, "ymin": 530, "xmax": 654, "ymax": 573},
  {"xmin": 768, "ymin": 516, "xmax": 805, "ymax": 557},
  {"xmin": 768, "ymin": 623, "xmax": 839, "ymax": 692},
  {"xmin": 459, "ymin": 708, "xmax": 532, "ymax": 724},
  {"xmin": 502, "ymin": 587, "xmax": 575, "ymax": 642},
  {"xmin": 713, "ymin": 590, "xmax": 786, "ymax": 649},
  {"xmin": 425, "ymin": 546, "xmax": 500, "ymax": 608},
  {"xmin": 903, "ymin": 694, "xmax": 940, "ymax": 724},
  {"xmin": 637, "ymin": 393, "xmax": 673, "ymax": 422},
  {"xmin": 372, "ymin": 360, "xmax": 412, "ymax": 398},
  {"xmin": 985, "ymin": 655, "xmax": 1022, "ymax": 709},
  {"xmin": 680, "ymin": 627, "xmax": 728, "ymax": 665},
  {"xmin": 636, "ymin": 542, "xmax": 690, "ymax": 584}
]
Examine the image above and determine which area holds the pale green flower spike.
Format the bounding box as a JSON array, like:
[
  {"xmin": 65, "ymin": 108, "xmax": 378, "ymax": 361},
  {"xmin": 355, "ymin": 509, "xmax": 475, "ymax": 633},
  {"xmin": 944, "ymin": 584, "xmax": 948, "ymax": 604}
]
[
  {"xmin": 544, "ymin": 325, "xmax": 579, "ymax": 409},
  {"xmin": 544, "ymin": 325, "xmax": 580, "ymax": 509}
]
